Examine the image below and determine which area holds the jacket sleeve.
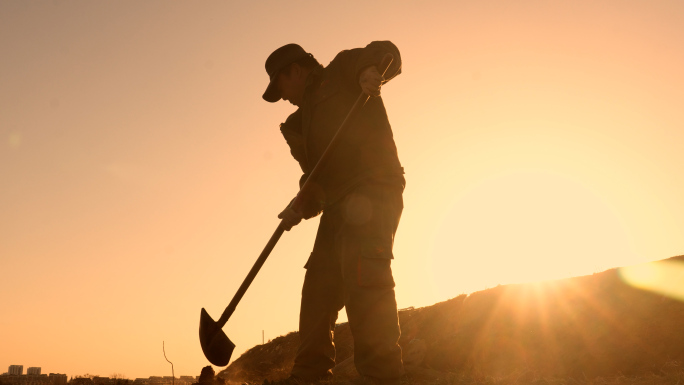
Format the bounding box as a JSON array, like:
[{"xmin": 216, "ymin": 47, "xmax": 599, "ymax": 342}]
[
  {"xmin": 330, "ymin": 41, "xmax": 402, "ymax": 93},
  {"xmin": 279, "ymin": 110, "xmax": 323, "ymax": 219},
  {"xmin": 279, "ymin": 109, "xmax": 309, "ymax": 174},
  {"xmin": 284, "ymin": 177, "xmax": 324, "ymax": 220},
  {"xmin": 283, "ymin": 193, "xmax": 322, "ymax": 220}
]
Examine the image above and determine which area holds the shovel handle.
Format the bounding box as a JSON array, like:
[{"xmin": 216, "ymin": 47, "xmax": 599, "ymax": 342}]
[
  {"xmin": 215, "ymin": 53, "xmax": 395, "ymax": 328},
  {"xmin": 216, "ymin": 225, "xmax": 285, "ymax": 327}
]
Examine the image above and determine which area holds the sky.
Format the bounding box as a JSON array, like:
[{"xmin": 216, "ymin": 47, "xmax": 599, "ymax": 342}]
[{"xmin": 2, "ymin": 0, "xmax": 683, "ymax": 380}]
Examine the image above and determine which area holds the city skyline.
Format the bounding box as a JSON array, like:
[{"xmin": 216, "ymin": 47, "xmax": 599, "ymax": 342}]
[{"xmin": 1, "ymin": 366, "xmax": 196, "ymax": 383}]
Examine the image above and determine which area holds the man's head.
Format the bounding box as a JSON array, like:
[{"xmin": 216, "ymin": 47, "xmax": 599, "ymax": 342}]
[{"xmin": 263, "ymin": 44, "xmax": 319, "ymax": 106}]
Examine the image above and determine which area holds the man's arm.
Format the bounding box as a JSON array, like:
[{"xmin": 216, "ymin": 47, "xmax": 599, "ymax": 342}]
[
  {"xmin": 278, "ymin": 204, "xmax": 303, "ymax": 231},
  {"xmin": 278, "ymin": 182, "xmax": 324, "ymax": 231},
  {"xmin": 331, "ymin": 40, "xmax": 402, "ymax": 94},
  {"xmin": 359, "ymin": 66, "xmax": 384, "ymax": 97},
  {"xmin": 354, "ymin": 40, "xmax": 402, "ymax": 83}
]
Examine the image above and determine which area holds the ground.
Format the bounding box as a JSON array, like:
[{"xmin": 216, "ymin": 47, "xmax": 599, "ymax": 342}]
[{"xmin": 217, "ymin": 255, "xmax": 684, "ymax": 385}]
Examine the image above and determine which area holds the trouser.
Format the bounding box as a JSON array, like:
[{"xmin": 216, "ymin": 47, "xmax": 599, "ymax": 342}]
[{"xmin": 290, "ymin": 181, "xmax": 405, "ymax": 380}]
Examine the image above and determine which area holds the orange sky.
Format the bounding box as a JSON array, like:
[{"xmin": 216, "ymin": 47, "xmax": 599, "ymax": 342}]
[{"xmin": 2, "ymin": 0, "xmax": 683, "ymax": 380}]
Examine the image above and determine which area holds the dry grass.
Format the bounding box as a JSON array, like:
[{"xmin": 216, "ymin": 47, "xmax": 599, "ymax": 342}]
[
  {"xmin": 224, "ymin": 362, "xmax": 684, "ymax": 385},
  {"xmin": 415, "ymin": 369, "xmax": 684, "ymax": 385},
  {"xmin": 282, "ymin": 366, "xmax": 684, "ymax": 385}
]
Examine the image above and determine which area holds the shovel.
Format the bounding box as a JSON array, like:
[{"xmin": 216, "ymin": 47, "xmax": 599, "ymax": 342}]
[{"xmin": 200, "ymin": 53, "xmax": 395, "ymax": 367}]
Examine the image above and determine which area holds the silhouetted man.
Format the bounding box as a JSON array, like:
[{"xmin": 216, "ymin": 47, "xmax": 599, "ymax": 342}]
[{"xmin": 262, "ymin": 41, "xmax": 405, "ymax": 384}]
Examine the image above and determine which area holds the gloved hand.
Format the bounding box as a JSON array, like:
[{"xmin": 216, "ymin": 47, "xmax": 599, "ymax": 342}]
[
  {"xmin": 278, "ymin": 206, "xmax": 304, "ymax": 231},
  {"xmin": 359, "ymin": 66, "xmax": 384, "ymax": 97}
]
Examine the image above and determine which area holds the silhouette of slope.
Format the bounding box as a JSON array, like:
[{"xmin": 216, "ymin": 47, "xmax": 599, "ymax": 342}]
[{"xmin": 218, "ymin": 255, "xmax": 684, "ymax": 384}]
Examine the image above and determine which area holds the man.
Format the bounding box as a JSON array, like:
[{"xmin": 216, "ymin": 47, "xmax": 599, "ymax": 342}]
[{"xmin": 262, "ymin": 41, "xmax": 405, "ymax": 384}]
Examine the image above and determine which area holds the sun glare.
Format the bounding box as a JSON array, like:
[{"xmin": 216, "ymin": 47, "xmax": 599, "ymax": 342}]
[
  {"xmin": 619, "ymin": 260, "xmax": 684, "ymax": 302},
  {"xmin": 428, "ymin": 171, "xmax": 637, "ymax": 298}
]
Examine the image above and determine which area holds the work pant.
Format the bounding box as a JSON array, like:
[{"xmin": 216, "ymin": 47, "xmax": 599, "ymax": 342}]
[{"xmin": 290, "ymin": 180, "xmax": 405, "ymax": 380}]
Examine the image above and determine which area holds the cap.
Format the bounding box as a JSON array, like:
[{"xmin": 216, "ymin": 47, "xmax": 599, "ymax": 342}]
[{"xmin": 263, "ymin": 44, "xmax": 311, "ymax": 102}]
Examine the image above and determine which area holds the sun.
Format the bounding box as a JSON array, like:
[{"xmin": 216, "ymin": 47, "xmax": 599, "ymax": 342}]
[{"xmin": 427, "ymin": 171, "xmax": 639, "ymax": 298}]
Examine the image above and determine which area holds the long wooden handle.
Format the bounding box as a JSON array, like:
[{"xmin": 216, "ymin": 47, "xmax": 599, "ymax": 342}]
[
  {"xmin": 216, "ymin": 53, "xmax": 395, "ymax": 328},
  {"xmin": 217, "ymin": 225, "xmax": 284, "ymax": 327}
]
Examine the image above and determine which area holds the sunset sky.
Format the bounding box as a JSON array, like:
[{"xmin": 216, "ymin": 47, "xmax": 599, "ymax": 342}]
[{"xmin": 2, "ymin": 0, "xmax": 683, "ymax": 380}]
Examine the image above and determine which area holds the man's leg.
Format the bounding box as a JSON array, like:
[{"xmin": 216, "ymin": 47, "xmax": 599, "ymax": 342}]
[
  {"xmin": 338, "ymin": 182, "xmax": 405, "ymax": 380},
  {"xmin": 291, "ymin": 210, "xmax": 345, "ymax": 380}
]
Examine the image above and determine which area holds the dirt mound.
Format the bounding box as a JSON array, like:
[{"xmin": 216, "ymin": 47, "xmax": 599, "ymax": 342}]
[{"xmin": 219, "ymin": 255, "xmax": 684, "ymax": 384}]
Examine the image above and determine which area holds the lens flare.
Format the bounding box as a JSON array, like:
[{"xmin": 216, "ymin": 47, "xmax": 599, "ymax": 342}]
[{"xmin": 618, "ymin": 260, "xmax": 684, "ymax": 302}]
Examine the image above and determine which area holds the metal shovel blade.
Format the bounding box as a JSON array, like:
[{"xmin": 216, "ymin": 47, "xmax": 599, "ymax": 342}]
[{"xmin": 199, "ymin": 308, "xmax": 235, "ymax": 367}]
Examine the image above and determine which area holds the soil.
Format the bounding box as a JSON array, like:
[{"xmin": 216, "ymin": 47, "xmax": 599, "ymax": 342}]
[{"xmin": 218, "ymin": 255, "xmax": 684, "ymax": 385}]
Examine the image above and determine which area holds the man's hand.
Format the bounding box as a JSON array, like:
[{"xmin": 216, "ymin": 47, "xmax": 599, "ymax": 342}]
[
  {"xmin": 278, "ymin": 206, "xmax": 304, "ymax": 231},
  {"xmin": 359, "ymin": 66, "xmax": 384, "ymax": 97}
]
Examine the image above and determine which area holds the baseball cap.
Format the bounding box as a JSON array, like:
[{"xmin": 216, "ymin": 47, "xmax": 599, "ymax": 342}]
[{"xmin": 263, "ymin": 44, "xmax": 311, "ymax": 102}]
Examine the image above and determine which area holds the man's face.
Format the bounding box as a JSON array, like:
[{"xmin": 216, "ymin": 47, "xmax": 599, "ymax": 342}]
[{"xmin": 277, "ymin": 64, "xmax": 306, "ymax": 107}]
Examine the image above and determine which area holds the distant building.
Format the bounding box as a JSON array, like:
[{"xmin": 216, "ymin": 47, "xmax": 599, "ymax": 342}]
[
  {"xmin": 0, "ymin": 370, "xmax": 66, "ymax": 385},
  {"xmin": 70, "ymin": 378, "xmax": 94, "ymax": 385},
  {"xmin": 91, "ymin": 377, "xmax": 109, "ymax": 385},
  {"xmin": 129, "ymin": 377, "xmax": 197, "ymax": 385},
  {"xmin": 48, "ymin": 374, "xmax": 67, "ymax": 385},
  {"xmin": 8, "ymin": 367, "xmax": 23, "ymax": 376}
]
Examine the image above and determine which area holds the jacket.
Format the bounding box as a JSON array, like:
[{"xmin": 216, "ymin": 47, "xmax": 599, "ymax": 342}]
[{"xmin": 279, "ymin": 41, "xmax": 405, "ymax": 218}]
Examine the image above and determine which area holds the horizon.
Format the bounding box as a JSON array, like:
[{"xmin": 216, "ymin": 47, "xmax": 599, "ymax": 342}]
[
  {"xmin": 2, "ymin": 0, "xmax": 684, "ymax": 379},
  {"xmin": 0, "ymin": 371, "xmax": 186, "ymax": 380},
  {"xmin": 0, "ymin": 371, "xmax": 194, "ymax": 380}
]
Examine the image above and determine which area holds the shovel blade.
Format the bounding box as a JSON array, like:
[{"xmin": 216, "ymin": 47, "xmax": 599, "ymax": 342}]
[{"xmin": 199, "ymin": 308, "xmax": 235, "ymax": 366}]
